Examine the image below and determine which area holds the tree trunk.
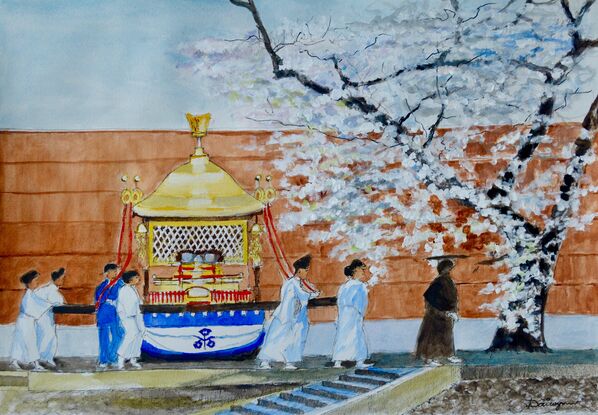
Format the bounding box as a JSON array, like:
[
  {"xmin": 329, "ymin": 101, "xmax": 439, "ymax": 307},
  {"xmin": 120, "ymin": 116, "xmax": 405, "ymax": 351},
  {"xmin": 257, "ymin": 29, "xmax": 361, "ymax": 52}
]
[
  {"xmin": 487, "ymin": 245, "xmax": 554, "ymax": 353},
  {"xmin": 488, "ymin": 285, "xmax": 551, "ymax": 352},
  {"xmin": 490, "ymin": 96, "xmax": 598, "ymax": 353}
]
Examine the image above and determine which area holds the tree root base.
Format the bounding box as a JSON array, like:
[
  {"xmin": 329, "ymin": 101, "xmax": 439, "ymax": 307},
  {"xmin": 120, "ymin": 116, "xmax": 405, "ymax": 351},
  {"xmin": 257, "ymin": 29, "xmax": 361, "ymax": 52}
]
[{"xmin": 487, "ymin": 327, "xmax": 551, "ymax": 353}]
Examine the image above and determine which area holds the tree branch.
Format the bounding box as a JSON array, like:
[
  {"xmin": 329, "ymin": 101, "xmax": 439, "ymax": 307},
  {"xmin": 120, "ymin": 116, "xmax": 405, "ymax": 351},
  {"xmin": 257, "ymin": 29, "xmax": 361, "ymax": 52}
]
[
  {"xmin": 487, "ymin": 96, "xmax": 555, "ymax": 202},
  {"xmin": 576, "ymin": 0, "xmax": 596, "ymax": 24},
  {"xmin": 559, "ymin": 0, "xmax": 576, "ymax": 24},
  {"xmin": 582, "ymin": 94, "xmax": 598, "ymax": 131},
  {"xmin": 570, "ymin": 36, "xmax": 598, "ymax": 57},
  {"xmin": 561, "ymin": 0, "xmax": 596, "ymax": 25},
  {"xmin": 514, "ymin": 60, "xmax": 554, "ymax": 83},
  {"xmin": 424, "ymin": 104, "xmax": 446, "ymax": 148},
  {"xmin": 461, "ymin": 2, "xmax": 495, "ymax": 24},
  {"xmin": 345, "ymin": 53, "xmax": 485, "ymax": 89},
  {"xmin": 273, "ymin": 31, "xmax": 304, "ymax": 52},
  {"xmin": 229, "ymin": 0, "xmax": 331, "ymax": 95}
]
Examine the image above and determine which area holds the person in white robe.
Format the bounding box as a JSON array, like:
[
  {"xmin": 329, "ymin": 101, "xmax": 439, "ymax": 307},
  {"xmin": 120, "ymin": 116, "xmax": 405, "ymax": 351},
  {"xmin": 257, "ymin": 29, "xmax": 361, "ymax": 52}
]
[
  {"xmin": 35, "ymin": 267, "xmax": 66, "ymax": 368},
  {"xmin": 116, "ymin": 270, "xmax": 145, "ymax": 369},
  {"xmin": 10, "ymin": 270, "xmax": 51, "ymax": 371},
  {"xmin": 332, "ymin": 259, "xmax": 372, "ymax": 369},
  {"xmin": 258, "ymin": 255, "xmax": 319, "ymax": 370}
]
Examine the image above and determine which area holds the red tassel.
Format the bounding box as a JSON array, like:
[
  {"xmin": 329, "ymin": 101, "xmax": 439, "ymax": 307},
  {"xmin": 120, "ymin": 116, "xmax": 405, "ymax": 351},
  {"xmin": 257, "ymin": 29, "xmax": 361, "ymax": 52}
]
[{"xmin": 265, "ymin": 205, "xmax": 293, "ymax": 276}]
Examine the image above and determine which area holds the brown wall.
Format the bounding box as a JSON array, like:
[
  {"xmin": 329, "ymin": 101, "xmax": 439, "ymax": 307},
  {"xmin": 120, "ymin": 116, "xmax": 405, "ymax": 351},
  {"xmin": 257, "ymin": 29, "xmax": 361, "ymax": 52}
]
[{"xmin": 1, "ymin": 128, "xmax": 597, "ymax": 325}]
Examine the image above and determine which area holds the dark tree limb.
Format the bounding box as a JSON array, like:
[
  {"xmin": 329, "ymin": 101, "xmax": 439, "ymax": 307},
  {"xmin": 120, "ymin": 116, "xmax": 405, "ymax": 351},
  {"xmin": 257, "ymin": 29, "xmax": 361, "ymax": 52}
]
[
  {"xmin": 560, "ymin": 0, "xmax": 576, "ymax": 24},
  {"xmin": 549, "ymin": 95, "xmax": 598, "ymax": 224},
  {"xmin": 487, "ymin": 96, "xmax": 555, "ymax": 201},
  {"xmin": 423, "ymin": 104, "xmax": 446, "ymax": 148},
  {"xmin": 514, "ymin": 60, "xmax": 554, "ymax": 83},
  {"xmin": 582, "ymin": 94, "xmax": 598, "ymax": 131},
  {"xmin": 345, "ymin": 53, "xmax": 484, "ymax": 89},
  {"xmin": 230, "ymin": 0, "xmax": 331, "ymax": 95},
  {"xmin": 576, "ymin": 0, "xmax": 596, "ymax": 24},
  {"xmin": 560, "ymin": 0, "xmax": 596, "ymax": 25},
  {"xmin": 461, "ymin": 2, "xmax": 496, "ymax": 24}
]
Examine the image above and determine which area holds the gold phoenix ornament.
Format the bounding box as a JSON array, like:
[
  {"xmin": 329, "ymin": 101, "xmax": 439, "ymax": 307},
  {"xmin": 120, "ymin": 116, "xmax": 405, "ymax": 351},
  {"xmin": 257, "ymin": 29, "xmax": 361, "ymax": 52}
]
[{"xmin": 186, "ymin": 112, "xmax": 212, "ymax": 156}]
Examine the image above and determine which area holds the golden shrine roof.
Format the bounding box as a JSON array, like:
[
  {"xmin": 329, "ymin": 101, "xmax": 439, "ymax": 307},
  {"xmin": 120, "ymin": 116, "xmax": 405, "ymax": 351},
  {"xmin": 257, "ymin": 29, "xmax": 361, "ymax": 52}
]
[{"xmin": 134, "ymin": 153, "xmax": 264, "ymax": 218}]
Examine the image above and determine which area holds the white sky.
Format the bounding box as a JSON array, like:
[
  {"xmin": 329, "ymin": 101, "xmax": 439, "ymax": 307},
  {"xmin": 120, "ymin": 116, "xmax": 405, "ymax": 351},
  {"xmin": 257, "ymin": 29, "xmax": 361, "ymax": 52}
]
[{"xmin": 0, "ymin": 0, "xmax": 596, "ymax": 131}]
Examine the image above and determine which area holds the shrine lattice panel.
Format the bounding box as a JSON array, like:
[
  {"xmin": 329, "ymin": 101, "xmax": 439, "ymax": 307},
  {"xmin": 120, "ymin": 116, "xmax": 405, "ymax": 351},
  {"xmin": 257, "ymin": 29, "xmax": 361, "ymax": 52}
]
[{"xmin": 148, "ymin": 220, "xmax": 247, "ymax": 265}]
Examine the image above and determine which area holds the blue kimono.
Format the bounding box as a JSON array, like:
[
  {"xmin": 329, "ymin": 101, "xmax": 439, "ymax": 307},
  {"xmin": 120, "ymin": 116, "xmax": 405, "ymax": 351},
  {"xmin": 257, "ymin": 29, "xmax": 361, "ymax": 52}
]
[
  {"xmin": 95, "ymin": 278, "xmax": 125, "ymax": 364},
  {"xmin": 258, "ymin": 277, "xmax": 318, "ymax": 363},
  {"xmin": 332, "ymin": 279, "xmax": 369, "ymax": 362}
]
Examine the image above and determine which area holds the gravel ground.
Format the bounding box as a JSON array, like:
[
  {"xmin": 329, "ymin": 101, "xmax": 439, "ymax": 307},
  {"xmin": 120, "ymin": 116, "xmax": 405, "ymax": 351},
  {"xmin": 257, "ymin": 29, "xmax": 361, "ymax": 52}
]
[
  {"xmin": 409, "ymin": 377, "xmax": 598, "ymax": 414},
  {"xmin": 0, "ymin": 384, "xmax": 290, "ymax": 415}
]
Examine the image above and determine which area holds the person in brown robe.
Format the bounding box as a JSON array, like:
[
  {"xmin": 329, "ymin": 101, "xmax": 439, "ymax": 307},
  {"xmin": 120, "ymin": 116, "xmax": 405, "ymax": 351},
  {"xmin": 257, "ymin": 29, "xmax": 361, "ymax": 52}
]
[{"xmin": 415, "ymin": 259, "xmax": 462, "ymax": 365}]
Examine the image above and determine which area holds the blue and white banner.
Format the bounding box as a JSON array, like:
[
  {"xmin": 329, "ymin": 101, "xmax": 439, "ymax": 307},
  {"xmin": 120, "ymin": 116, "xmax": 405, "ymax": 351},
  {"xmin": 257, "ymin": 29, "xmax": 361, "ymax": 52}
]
[{"xmin": 141, "ymin": 310, "xmax": 266, "ymax": 358}]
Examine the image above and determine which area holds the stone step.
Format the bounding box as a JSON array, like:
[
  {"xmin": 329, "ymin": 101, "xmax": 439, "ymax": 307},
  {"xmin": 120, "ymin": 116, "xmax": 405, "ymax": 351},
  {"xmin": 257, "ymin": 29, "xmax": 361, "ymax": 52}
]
[
  {"xmin": 256, "ymin": 398, "xmax": 304, "ymax": 414},
  {"xmin": 222, "ymin": 367, "xmax": 443, "ymax": 415},
  {"xmin": 263, "ymin": 396, "xmax": 315, "ymax": 413},
  {"xmin": 230, "ymin": 404, "xmax": 277, "ymax": 415},
  {"xmin": 339, "ymin": 373, "xmax": 388, "ymax": 386},
  {"xmin": 355, "ymin": 368, "xmax": 400, "ymax": 379},
  {"xmin": 321, "ymin": 380, "xmax": 373, "ymax": 393},
  {"xmin": 279, "ymin": 391, "xmax": 329, "ymax": 408},
  {"xmin": 301, "ymin": 385, "xmax": 353, "ymax": 401}
]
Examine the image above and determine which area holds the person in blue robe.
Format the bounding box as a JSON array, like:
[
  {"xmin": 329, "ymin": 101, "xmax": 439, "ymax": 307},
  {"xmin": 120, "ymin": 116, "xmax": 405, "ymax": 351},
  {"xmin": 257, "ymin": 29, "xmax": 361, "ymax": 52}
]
[
  {"xmin": 257, "ymin": 255, "xmax": 319, "ymax": 370},
  {"xmin": 94, "ymin": 263, "xmax": 124, "ymax": 369},
  {"xmin": 332, "ymin": 259, "xmax": 372, "ymax": 368}
]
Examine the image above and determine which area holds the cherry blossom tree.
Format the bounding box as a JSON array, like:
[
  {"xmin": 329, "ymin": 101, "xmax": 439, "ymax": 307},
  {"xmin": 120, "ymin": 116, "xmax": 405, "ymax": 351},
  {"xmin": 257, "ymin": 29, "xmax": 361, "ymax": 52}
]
[{"xmin": 177, "ymin": 0, "xmax": 598, "ymax": 351}]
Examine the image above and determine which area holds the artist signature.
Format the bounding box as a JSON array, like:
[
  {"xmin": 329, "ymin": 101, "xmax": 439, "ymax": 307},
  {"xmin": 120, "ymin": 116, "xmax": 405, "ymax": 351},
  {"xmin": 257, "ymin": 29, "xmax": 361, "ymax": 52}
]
[{"xmin": 525, "ymin": 399, "xmax": 582, "ymax": 411}]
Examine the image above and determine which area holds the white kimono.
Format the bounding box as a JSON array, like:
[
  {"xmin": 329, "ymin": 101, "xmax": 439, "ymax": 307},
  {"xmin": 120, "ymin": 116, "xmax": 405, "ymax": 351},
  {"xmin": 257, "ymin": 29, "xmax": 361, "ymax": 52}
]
[
  {"xmin": 117, "ymin": 285, "xmax": 145, "ymax": 359},
  {"xmin": 11, "ymin": 290, "xmax": 50, "ymax": 363},
  {"xmin": 258, "ymin": 277, "xmax": 318, "ymax": 363},
  {"xmin": 332, "ymin": 279, "xmax": 369, "ymax": 362},
  {"xmin": 35, "ymin": 282, "xmax": 65, "ymax": 362}
]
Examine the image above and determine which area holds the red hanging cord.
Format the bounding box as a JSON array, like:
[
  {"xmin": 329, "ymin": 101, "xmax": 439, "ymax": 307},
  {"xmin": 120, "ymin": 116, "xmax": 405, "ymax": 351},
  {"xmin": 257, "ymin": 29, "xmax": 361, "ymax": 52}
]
[
  {"xmin": 263, "ymin": 205, "xmax": 292, "ymax": 279},
  {"xmin": 263, "ymin": 204, "xmax": 318, "ymax": 293},
  {"xmin": 118, "ymin": 202, "xmax": 134, "ymax": 274},
  {"xmin": 95, "ymin": 203, "xmax": 134, "ymax": 310},
  {"xmin": 265, "ymin": 205, "xmax": 293, "ymax": 276},
  {"xmin": 115, "ymin": 203, "xmax": 128, "ymax": 265}
]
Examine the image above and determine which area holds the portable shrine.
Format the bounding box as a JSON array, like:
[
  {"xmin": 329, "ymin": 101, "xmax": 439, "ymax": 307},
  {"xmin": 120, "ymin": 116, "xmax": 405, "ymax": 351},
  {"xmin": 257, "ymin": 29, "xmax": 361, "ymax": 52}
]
[{"xmin": 131, "ymin": 113, "xmax": 270, "ymax": 359}]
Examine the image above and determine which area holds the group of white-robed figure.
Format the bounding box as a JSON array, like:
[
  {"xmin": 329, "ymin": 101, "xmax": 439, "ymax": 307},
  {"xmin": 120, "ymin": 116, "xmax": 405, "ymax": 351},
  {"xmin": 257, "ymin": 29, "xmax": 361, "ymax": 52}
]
[
  {"xmin": 10, "ymin": 266, "xmax": 145, "ymax": 371},
  {"xmin": 258, "ymin": 255, "xmax": 372, "ymax": 370},
  {"xmin": 9, "ymin": 268, "xmax": 66, "ymax": 371}
]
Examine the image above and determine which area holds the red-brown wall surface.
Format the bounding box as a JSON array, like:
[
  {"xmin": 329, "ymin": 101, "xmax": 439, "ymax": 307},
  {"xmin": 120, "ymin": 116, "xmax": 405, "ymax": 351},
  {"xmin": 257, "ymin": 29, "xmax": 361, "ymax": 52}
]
[{"xmin": 1, "ymin": 128, "xmax": 597, "ymax": 325}]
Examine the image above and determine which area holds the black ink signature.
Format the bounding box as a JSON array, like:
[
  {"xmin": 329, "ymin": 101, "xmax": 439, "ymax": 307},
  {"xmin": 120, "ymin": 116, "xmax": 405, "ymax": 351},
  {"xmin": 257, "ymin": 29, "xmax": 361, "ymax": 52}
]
[{"xmin": 525, "ymin": 399, "xmax": 581, "ymax": 411}]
